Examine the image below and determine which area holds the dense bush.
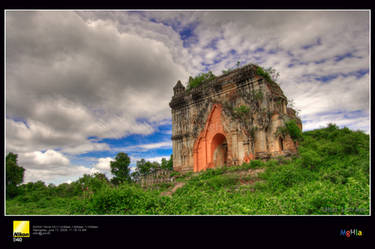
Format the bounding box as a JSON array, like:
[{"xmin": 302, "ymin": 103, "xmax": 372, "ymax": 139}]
[
  {"xmin": 70, "ymin": 184, "xmax": 162, "ymax": 215},
  {"xmin": 285, "ymin": 120, "xmax": 303, "ymax": 142},
  {"xmin": 261, "ymin": 163, "xmax": 318, "ymax": 193}
]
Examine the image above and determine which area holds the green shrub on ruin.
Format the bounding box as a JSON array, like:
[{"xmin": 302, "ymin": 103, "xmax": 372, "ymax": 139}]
[{"xmin": 186, "ymin": 71, "xmax": 216, "ymax": 91}]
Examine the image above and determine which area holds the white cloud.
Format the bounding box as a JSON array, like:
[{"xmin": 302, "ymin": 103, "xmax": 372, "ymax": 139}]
[
  {"xmin": 134, "ymin": 141, "xmax": 172, "ymax": 150},
  {"xmin": 93, "ymin": 157, "xmax": 114, "ymax": 171},
  {"xmin": 144, "ymin": 156, "xmax": 169, "ymax": 163},
  {"xmin": 114, "ymin": 141, "xmax": 172, "ymax": 152},
  {"xmin": 17, "ymin": 149, "xmax": 98, "ymax": 184},
  {"xmin": 61, "ymin": 142, "xmax": 110, "ymax": 155},
  {"xmin": 131, "ymin": 156, "xmax": 168, "ymax": 164},
  {"xmin": 6, "ymin": 11, "xmax": 187, "ymax": 157},
  {"xmin": 23, "ymin": 166, "xmax": 98, "ymax": 185},
  {"xmin": 19, "ymin": 150, "xmax": 70, "ymax": 168}
]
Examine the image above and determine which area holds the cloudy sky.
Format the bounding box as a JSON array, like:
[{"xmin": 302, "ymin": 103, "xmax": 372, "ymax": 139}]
[{"xmin": 5, "ymin": 10, "xmax": 370, "ymax": 185}]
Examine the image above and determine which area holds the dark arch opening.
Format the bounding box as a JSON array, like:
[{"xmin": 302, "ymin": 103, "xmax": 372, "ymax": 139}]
[
  {"xmin": 279, "ymin": 137, "xmax": 284, "ymax": 151},
  {"xmin": 211, "ymin": 133, "xmax": 228, "ymax": 168}
]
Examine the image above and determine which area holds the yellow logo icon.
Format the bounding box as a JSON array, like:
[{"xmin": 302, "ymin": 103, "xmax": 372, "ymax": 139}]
[{"xmin": 13, "ymin": 221, "xmax": 30, "ymax": 237}]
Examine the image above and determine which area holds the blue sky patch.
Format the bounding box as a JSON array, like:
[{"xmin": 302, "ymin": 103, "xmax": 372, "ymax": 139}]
[
  {"xmin": 77, "ymin": 122, "xmax": 173, "ymax": 162},
  {"xmin": 179, "ymin": 22, "xmax": 199, "ymax": 47},
  {"xmin": 204, "ymin": 37, "xmax": 221, "ymax": 50},
  {"xmin": 335, "ymin": 69, "xmax": 369, "ymax": 79},
  {"xmin": 302, "ymin": 38, "xmax": 322, "ymax": 50},
  {"xmin": 314, "ymin": 58, "xmax": 327, "ymax": 64},
  {"xmin": 268, "ymin": 48, "xmax": 281, "ymax": 54},
  {"xmin": 343, "ymin": 110, "xmax": 366, "ymax": 119},
  {"xmin": 254, "ymin": 47, "xmax": 264, "ymax": 53},
  {"xmin": 7, "ymin": 116, "xmax": 29, "ymax": 128},
  {"xmin": 349, "ymin": 69, "xmax": 369, "ymax": 79},
  {"xmin": 229, "ymin": 49, "xmax": 237, "ymax": 55},
  {"xmin": 334, "ymin": 52, "xmax": 353, "ymax": 62},
  {"xmin": 314, "ymin": 74, "xmax": 339, "ymax": 82}
]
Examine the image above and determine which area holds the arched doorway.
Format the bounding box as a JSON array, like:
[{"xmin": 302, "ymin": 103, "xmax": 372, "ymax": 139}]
[
  {"xmin": 193, "ymin": 104, "xmax": 230, "ymax": 172},
  {"xmin": 279, "ymin": 137, "xmax": 284, "ymax": 151},
  {"xmin": 211, "ymin": 133, "xmax": 228, "ymax": 168}
]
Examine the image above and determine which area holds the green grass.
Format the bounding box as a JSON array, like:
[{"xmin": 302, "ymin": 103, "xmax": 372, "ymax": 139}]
[
  {"xmin": 6, "ymin": 124, "xmax": 369, "ymax": 215},
  {"xmin": 6, "ymin": 196, "xmax": 73, "ymax": 215}
]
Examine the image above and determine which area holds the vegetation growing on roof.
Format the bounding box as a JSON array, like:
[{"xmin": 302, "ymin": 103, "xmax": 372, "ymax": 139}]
[
  {"xmin": 255, "ymin": 65, "xmax": 280, "ymax": 83},
  {"xmin": 186, "ymin": 71, "xmax": 216, "ymax": 91}
]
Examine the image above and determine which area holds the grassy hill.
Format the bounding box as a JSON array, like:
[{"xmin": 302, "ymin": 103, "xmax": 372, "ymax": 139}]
[{"xmin": 6, "ymin": 124, "xmax": 369, "ymax": 215}]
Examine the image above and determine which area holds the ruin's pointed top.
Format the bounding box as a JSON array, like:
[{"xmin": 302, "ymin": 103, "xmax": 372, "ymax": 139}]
[{"xmin": 174, "ymin": 80, "xmax": 185, "ymax": 89}]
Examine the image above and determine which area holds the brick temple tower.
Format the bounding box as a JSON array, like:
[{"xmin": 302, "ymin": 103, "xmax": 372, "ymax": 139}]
[{"xmin": 169, "ymin": 64, "xmax": 302, "ymax": 172}]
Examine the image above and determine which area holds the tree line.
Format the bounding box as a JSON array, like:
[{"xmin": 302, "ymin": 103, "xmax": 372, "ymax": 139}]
[{"xmin": 5, "ymin": 151, "xmax": 173, "ymax": 199}]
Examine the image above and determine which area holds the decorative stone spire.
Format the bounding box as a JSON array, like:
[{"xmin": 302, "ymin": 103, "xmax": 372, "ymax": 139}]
[{"xmin": 173, "ymin": 80, "xmax": 185, "ymax": 96}]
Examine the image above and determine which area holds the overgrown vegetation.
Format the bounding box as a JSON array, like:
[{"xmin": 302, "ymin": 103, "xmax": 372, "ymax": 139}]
[
  {"xmin": 233, "ymin": 105, "xmax": 250, "ymax": 117},
  {"xmin": 255, "ymin": 65, "xmax": 280, "ymax": 83},
  {"xmin": 186, "ymin": 71, "xmax": 216, "ymax": 91},
  {"xmin": 256, "ymin": 66, "xmax": 272, "ymax": 82},
  {"xmin": 275, "ymin": 119, "xmax": 303, "ymax": 143},
  {"xmin": 6, "ymin": 124, "xmax": 369, "ymax": 215}
]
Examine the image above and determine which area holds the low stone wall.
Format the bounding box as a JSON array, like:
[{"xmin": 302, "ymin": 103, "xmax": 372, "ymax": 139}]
[{"xmin": 136, "ymin": 169, "xmax": 175, "ymax": 187}]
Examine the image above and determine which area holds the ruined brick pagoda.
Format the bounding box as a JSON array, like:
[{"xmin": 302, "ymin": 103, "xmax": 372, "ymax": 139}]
[{"xmin": 169, "ymin": 63, "xmax": 302, "ymax": 172}]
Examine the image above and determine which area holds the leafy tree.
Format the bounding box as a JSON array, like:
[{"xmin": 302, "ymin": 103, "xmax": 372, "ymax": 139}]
[
  {"xmin": 76, "ymin": 173, "xmax": 110, "ymax": 193},
  {"xmin": 135, "ymin": 159, "xmax": 150, "ymax": 176},
  {"xmin": 166, "ymin": 155, "xmax": 173, "ymax": 170},
  {"xmin": 134, "ymin": 158, "xmax": 166, "ymax": 177},
  {"xmin": 160, "ymin": 155, "xmax": 173, "ymax": 170},
  {"xmin": 110, "ymin": 152, "xmax": 131, "ymax": 185},
  {"xmin": 55, "ymin": 182, "xmax": 79, "ymax": 198},
  {"xmin": 161, "ymin": 158, "xmax": 168, "ymax": 170},
  {"xmin": 150, "ymin": 161, "xmax": 161, "ymax": 172},
  {"xmin": 141, "ymin": 161, "xmax": 161, "ymax": 174},
  {"xmin": 6, "ymin": 152, "xmax": 25, "ymax": 198},
  {"xmin": 130, "ymin": 171, "xmax": 141, "ymax": 182}
]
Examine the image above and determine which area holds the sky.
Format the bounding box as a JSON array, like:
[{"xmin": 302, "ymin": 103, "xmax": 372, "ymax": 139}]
[{"xmin": 5, "ymin": 10, "xmax": 370, "ymax": 185}]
